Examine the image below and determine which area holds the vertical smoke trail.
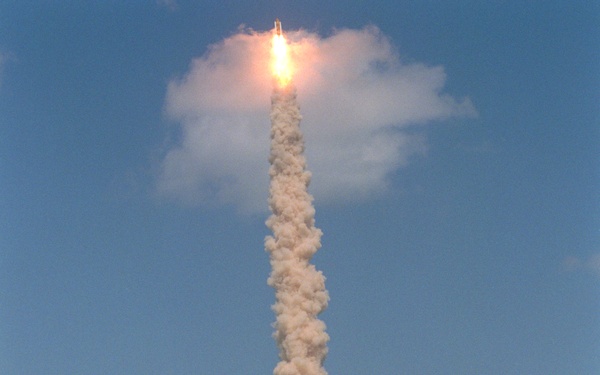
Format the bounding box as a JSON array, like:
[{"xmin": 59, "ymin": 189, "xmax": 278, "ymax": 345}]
[{"xmin": 265, "ymin": 83, "xmax": 329, "ymax": 375}]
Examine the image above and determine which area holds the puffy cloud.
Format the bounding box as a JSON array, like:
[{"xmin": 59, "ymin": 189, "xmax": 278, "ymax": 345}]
[{"xmin": 157, "ymin": 27, "xmax": 476, "ymax": 212}]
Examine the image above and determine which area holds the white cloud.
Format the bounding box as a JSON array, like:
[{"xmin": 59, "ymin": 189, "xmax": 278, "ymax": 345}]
[{"xmin": 157, "ymin": 27, "xmax": 476, "ymax": 212}]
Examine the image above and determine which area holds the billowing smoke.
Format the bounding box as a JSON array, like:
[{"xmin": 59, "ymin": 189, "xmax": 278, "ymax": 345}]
[
  {"xmin": 265, "ymin": 84, "xmax": 329, "ymax": 374},
  {"xmin": 157, "ymin": 24, "xmax": 477, "ymax": 373},
  {"xmin": 157, "ymin": 27, "xmax": 476, "ymax": 212}
]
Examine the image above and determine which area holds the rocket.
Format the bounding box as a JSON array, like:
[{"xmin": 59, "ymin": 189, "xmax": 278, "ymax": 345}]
[{"xmin": 274, "ymin": 18, "xmax": 282, "ymax": 36}]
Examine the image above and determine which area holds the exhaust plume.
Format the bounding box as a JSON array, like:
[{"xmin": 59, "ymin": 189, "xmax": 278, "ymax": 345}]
[
  {"xmin": 266, "ymin": 84, "xmax": 329, "ymax": 375},
  {"xmin": 265, "ymin": 23, "xmax": 329, "ymax": 375}
]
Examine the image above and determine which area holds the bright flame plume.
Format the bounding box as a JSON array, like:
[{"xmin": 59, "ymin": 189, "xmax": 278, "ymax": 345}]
[{"xmin": 271, "ymin": 32, "xmax": 292, "ymax": 87}]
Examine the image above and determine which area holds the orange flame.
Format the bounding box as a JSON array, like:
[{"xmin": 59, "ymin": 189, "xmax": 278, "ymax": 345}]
[{"xmin": 271, "ymin": 33, "xmax": 292, "ymax": 87}]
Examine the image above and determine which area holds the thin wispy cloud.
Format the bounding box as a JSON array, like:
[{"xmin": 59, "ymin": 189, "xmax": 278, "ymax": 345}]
[
  {"xmin": 157, "ymin": 0, "xmax": 178, "ymax": 12},
  {"xmin": 157, "ymin": 26, "xmax": 476, "ymax": 212},
  {"xmin": 562, "ymin": 253, "xmax": 600, "ymax": 277},
  {"xmin": 0, "ymin": 51, "xmax": 9, "ymax": 89}
]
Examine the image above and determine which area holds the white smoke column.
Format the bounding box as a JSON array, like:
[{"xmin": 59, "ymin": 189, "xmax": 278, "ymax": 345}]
[{"xmin": 265, "ymin": 81, "xmax": 329, "ymax": 375}]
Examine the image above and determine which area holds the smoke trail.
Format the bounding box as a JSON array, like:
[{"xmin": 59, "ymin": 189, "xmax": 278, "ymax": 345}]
[{"xmin": 265, "ymin": 83, "xmax": 329, "ymax": 375}]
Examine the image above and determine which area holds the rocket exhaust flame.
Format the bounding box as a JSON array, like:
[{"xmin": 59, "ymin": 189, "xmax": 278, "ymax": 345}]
[
  {"xmin": 266, "ymin": 20, "xmax": 330, "ymax": 375},
  {"xmin": 271, "ymin": 20, "xmax": 293, "ymax": 88}
]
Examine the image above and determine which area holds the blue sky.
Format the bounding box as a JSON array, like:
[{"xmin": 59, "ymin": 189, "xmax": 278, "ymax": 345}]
[{"xmin": 1, "ymin": 1, "xmax": 599, "ymax": 374}]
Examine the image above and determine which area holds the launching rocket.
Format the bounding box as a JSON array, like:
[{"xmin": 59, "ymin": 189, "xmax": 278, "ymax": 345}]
[{"xmin": 274, "ymin": 18, "xmax": 282, "ymax": 36}]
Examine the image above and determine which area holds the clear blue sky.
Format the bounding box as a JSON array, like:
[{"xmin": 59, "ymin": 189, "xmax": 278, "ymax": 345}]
[{"xmin": 1, "ymin": 1, "xmax": 599, "ymax": 374}]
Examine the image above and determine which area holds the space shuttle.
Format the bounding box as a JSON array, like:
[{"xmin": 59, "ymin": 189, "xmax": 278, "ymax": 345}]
[{"xmin": 274, "ymin": 18, "xmax": 282, "ymax": 36}]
